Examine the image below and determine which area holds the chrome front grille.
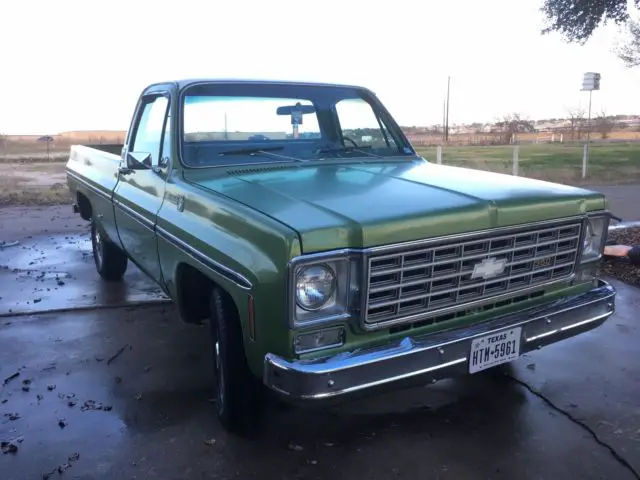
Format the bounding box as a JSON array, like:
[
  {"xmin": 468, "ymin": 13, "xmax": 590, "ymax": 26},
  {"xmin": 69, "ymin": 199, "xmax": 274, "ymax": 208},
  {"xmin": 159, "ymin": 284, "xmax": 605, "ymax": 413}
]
[{"xmin": 365, "ymin": 219, "xmax": 583, "ymax": 327}]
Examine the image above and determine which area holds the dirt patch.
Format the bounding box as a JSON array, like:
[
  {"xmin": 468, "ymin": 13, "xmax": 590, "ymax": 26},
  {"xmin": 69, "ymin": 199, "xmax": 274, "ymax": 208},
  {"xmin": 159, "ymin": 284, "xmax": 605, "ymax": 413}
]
[
  {"xmin": 0, "ymin": 162, "xmax": 70, "ymax": 206},
  {"xmin": 601, "ymin": 226, "xmax": 640, "ymax": 286},
  {"xmin": 0, "ymin": 153, "xmax": 68, "ymax": 163}
]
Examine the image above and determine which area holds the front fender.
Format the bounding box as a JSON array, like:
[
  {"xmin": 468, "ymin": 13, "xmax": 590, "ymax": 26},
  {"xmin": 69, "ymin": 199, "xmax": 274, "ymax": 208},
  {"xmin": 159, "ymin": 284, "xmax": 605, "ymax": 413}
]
[{"xmin": 157, "ymin": 174, "xmax": 301, "ymax": 375}]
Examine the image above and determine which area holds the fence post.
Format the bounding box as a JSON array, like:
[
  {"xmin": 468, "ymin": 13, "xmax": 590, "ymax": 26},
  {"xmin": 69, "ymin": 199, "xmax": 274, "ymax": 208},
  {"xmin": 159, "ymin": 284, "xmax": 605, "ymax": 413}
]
[
  {"xmin": 436, "ymin": 145, "xmax": 442, "ymax": 164},
  {"xmin": 512, "ymin": 145, "xmax": 519, "ymax": 176}
]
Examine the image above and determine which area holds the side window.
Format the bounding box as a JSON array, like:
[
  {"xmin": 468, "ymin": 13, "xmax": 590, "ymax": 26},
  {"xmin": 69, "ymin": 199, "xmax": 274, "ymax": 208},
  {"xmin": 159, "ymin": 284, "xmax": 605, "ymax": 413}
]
[
  {"xmin": 131, "ymin": 95, "xmax": 169, "ymax": 167},
  {"xmin": 335, "ymin": 98, "xmax": 397, "ymax": 149}
]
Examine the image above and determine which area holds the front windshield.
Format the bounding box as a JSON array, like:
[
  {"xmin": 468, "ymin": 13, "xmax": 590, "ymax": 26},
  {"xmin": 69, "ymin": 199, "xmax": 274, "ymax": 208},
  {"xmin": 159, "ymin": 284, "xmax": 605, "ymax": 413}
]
[{"xmin": 180, "ymin": 82, "xmax": 414, "ymax": 166}]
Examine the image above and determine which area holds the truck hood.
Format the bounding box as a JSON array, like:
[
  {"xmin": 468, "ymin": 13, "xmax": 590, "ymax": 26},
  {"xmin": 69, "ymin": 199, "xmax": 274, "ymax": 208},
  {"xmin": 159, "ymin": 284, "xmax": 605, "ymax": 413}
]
[{"xmin": 183, "ymin": 160, "xmax": 606, "ymax": 253}]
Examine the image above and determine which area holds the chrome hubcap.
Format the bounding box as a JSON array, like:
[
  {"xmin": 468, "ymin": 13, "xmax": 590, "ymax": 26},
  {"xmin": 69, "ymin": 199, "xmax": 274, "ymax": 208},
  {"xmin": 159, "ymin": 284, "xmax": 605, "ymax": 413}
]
[
  {"xmin": 94, "ymin": 228, "xmax": 103, "ymax": 267},
  {"xmin": 215, "ymin": 341, "xmax": 225, "ymax": 410}
]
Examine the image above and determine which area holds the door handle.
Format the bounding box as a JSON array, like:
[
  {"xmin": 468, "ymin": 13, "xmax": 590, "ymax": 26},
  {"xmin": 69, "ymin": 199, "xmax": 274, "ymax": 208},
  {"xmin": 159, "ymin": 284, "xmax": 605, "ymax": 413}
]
[{"xmin": 118, "ymin": 166, "xmax": 134, "ymax": 175}]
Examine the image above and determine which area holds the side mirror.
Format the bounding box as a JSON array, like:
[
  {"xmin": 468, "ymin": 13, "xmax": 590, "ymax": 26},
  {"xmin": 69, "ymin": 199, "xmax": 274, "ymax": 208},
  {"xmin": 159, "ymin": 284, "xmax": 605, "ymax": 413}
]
[{"xmin": 127, "ymin": 151, "xmax": 152, "ymax": 169}]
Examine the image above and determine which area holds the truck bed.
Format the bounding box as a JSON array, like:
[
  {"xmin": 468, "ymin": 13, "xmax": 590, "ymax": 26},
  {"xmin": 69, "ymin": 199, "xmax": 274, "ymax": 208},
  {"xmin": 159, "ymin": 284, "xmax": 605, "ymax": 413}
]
[
  {"xmin": 66, "ymin": 143, "xmax": 125, "ymax": 243},
  {"xmin": 82, "ymin": 143, "xmax": 124, "ymax": 156}
]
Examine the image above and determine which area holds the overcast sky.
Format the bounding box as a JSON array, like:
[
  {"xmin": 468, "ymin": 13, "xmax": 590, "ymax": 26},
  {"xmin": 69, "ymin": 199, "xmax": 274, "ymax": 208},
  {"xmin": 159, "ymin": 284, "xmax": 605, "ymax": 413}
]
[{"xmin": 1, "ymin": 0, "xmax": 639, "ymax": 135}]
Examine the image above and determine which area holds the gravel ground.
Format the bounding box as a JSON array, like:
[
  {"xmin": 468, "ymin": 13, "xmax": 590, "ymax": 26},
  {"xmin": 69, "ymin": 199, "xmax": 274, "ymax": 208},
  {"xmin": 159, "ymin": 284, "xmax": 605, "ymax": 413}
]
[{"xmin": 601, "ymin": 226, "xmax": 640, "ymax": 287}]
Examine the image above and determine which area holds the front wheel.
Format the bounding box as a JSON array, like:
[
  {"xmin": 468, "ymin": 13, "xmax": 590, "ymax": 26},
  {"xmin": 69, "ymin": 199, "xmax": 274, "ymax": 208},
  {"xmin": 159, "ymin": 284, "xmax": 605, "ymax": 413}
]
[
  {"xmin": 209, "ymin": 288, "xmax": 264, "ymax": 434},
  {"xmin": 91, "ymin": 217, "xmax": 128, "ymax": 281}
]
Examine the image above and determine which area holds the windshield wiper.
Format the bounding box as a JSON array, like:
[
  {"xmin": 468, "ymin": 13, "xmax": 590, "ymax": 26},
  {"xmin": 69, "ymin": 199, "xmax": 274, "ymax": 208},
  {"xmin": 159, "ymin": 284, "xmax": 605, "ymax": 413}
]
[
  {"xmin": 218, "ymin": 146, "xmax": 285, "ymax": 156},
  {"xmin": 316, "ymin": 145, "xmax": 383, "ymax": 158},
  {"xmin": 217, "ymin": 146, "xmax": 305, "ymax": 162}
]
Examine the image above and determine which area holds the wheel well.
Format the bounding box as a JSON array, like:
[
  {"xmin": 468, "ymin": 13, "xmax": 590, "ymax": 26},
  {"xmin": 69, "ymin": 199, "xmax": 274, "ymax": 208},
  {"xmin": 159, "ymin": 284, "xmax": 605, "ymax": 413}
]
[
  {"xmin": 76, "ymin": 192, "xmax": 92, "ymax": 221},
  {"xmin": 176, "ymin": 263, "xmax": 239, "ymax": 326}
]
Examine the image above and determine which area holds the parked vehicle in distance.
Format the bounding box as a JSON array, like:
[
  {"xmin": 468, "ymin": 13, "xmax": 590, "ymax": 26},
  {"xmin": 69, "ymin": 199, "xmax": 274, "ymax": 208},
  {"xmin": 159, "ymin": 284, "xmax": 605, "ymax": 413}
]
[{"xmin": 66, "ymin": 78, "xmax": 617, "ymax": 433}]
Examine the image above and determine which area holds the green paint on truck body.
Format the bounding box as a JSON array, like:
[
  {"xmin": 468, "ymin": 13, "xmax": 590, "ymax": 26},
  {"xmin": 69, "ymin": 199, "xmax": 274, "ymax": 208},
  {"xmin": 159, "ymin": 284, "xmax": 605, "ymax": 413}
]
[
  {"xmin": 185, "ymin": 159, "xmax": 605, "ymax": 253},
  {"xmin": 65, "ymin": 78, "xmax": 611, "ymax": 381}
]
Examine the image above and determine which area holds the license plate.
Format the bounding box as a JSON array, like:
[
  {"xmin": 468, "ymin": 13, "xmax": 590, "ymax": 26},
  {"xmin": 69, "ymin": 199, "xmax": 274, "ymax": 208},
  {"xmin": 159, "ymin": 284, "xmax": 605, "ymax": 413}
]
[{"xmin": 469, "ymin": 327, "xmax": 522, "ymax": 374}]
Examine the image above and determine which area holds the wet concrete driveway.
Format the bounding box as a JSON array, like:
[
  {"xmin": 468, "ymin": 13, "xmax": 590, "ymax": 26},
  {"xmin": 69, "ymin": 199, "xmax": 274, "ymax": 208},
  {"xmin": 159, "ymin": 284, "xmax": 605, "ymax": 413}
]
[
  {"xmin": 1, "ymin": 278, "xmax": 639, "ymax": 480},
  {"xmin": 1, "ymin": 207, "xmax": 640, "ymax": 479},
  {"xmin": 0, "ymin": 232, "xmax": 169, "ymax": 316}
]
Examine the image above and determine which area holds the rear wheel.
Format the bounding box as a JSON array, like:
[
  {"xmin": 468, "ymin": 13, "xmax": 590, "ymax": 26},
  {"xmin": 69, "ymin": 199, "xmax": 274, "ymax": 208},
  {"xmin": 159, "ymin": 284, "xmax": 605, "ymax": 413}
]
[
  {"xmin": 209, "ymin": 287, "xmax": 264, "ymax": 434},
  {"xmin": 91, "ymin": 218, "xmax": 128, "ymax": 281}
]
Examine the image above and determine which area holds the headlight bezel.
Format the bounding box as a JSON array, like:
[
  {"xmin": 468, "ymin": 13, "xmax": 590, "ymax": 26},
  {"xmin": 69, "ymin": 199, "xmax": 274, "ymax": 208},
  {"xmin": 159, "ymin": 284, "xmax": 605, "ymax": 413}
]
[
  {"xmin": 579, "ymin": 212, "xmax": 610, "ymax": 264},
  {"xmin": 287, "ymin": 250, "xmax": 362, "ymax": 329}
]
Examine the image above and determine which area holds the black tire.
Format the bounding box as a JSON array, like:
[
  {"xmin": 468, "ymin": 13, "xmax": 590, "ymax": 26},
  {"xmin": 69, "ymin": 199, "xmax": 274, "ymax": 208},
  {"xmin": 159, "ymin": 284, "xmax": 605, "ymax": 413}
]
[
  {"xmin": 91, "ymin": 217, "xmax": 128, "ymax": 281},
  {"xmin": 210, "ymin": 287, "xmax": 264, "ymax": 434}
]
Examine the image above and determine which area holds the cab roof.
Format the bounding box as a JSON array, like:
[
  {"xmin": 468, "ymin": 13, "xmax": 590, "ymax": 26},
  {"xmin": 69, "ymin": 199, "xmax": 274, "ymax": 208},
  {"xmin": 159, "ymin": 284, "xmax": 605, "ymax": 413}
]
[{"xmin": 146, "ymin": 78, "xmax": 376, "ymax": 95}]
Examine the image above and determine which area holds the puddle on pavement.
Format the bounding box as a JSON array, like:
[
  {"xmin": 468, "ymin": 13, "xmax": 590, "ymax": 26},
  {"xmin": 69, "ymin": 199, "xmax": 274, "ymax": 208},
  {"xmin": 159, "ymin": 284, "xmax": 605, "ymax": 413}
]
[
  {"xmin": 15, "ymin": 271, "xmax": 72, "ymax": 280},
  {"xmin": 0, "ymin": 233, "xmax": 169, "ymax": 315}
]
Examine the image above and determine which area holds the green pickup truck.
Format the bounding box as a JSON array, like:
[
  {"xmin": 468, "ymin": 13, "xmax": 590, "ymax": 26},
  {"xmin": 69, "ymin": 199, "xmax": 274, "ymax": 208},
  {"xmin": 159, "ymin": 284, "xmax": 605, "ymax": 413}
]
[{"xmin": 66, "ymin": 78, "xmax": 616, "ymax": 433}]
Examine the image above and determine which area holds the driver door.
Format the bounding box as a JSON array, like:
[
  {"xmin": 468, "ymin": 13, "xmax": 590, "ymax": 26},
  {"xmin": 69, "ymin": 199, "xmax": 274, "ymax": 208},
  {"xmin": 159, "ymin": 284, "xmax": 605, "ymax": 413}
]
[{"xmin": 113, "ymin": 91, "xmax": 171, "ymax": 283}]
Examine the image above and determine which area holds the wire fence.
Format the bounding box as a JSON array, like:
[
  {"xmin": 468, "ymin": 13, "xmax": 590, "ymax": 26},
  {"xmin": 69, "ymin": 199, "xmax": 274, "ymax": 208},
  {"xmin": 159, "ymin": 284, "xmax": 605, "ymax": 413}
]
[{"xmin": 415, "ymin": 141, "xmax": 640, "ymax": 185}]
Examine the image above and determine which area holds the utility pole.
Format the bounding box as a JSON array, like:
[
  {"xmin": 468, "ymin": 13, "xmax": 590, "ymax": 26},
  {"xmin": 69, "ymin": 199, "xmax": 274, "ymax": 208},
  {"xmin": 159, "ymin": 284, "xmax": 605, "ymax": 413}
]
[
  {"xmin": 442, "ymin": 100, "xmax": 446, "ymax": 142},
  {"xmin": 586, "ymin": 89, "xmax": 593, "ymax": 145},
  {"xmin": 581, "ymin": 72, "xmax": 600, "ymax": 178},
  {"xmin": 444, "ymin": 76, "xmax": 451, "ymax": 143}
]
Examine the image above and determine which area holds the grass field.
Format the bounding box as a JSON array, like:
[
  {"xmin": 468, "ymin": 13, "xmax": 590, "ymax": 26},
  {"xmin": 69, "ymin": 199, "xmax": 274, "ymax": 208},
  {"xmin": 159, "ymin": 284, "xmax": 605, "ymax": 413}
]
[
  {"xmin": 406, "ymin": 129, "xmax": 640, "ymax": 146},
  {"xmin": 1, "ymin": 130, "xmax": 125, "ymax": 163},
  {"xmin": 0, "ymin": 138, "xmax": 639, "ymax": 206},
  {"xmin": 416, "ymin": 142, "xmax": 640, "ymax": 185}
]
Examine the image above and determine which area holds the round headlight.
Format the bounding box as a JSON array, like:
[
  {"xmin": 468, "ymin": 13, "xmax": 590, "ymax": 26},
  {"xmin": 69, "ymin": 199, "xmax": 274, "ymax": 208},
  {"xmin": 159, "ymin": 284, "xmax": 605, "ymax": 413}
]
[{"xmin": 296, "ymin": 265, "xmax": 336, "ymax": 310}]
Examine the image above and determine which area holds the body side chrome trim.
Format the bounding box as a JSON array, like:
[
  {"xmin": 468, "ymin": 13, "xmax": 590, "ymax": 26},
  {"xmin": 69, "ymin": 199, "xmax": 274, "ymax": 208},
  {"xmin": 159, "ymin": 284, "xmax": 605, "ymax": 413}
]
[
  {"xmin": 113, "ymin": 199, "xmax": 155, "ymax": 232},
  {"xmin": 156, "ymin": 225, "xmax": 253, "ymax": 290},
  {"xmin": 66, "ymin": 170, "xmax": 112, "ymax": 201},
  {"xmin": 68, "ymin": 168, "xmax": 252, "ymax": 291}
]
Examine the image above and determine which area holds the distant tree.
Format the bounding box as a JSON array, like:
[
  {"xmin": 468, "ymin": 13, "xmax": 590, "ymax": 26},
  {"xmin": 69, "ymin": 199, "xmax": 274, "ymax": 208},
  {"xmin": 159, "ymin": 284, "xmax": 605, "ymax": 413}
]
[
  {"xmin": 595, "ymin": 109, "xmax": 616, "ymax": 139},
  {"xmin": 566, "ymin": 106, "xmax": 586, "ymax": 140},
  {"xmin": 540, "ymin": 0, "xmax": 639, "ymax": 44},
  {"xmin": 494, "ymin": 113, "xmax": 535, "ymax": 144},
  {"xmin": 615, "ymin": 19, "xmax": 640, "ymax": 67}
]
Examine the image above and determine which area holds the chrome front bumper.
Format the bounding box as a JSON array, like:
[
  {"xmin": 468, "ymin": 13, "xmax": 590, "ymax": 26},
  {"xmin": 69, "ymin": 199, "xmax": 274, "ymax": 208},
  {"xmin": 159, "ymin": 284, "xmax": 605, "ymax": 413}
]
[{"xmin": 263, "ymin": 280, "xmax": 616, "ymax": 403}]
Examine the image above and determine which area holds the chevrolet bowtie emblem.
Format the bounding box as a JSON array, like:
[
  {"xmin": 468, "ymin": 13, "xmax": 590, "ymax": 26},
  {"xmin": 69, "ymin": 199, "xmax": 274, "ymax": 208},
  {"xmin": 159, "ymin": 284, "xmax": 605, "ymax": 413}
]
[{"xmin": 471, "ymin": 257, "xmax": 507, "ymax": 280}]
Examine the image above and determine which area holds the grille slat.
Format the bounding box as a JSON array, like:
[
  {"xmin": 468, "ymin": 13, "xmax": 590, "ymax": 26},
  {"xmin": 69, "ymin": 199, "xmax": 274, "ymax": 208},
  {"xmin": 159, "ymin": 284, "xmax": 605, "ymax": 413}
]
[
  {"xmin": 370, "ymin": 256, "xmax": 576, "ymax": 295},
  {"xmin": 370, "ymin": 225, "xmax": 578, "ymax": 265},
  {"xmin": 369, "ymin": 234, "xmax": 580, "ymax": 277},
  {"xmin": 365, "ymin": 220, "xmax": 582, "ymax": 327},
  {"xmin": 369, "ymin": 259, "xmax": 576, "ymax": 310}
]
